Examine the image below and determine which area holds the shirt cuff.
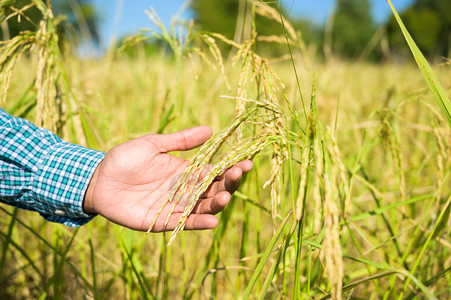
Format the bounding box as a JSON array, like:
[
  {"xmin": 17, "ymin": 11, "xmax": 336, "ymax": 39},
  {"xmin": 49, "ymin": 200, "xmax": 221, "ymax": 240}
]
[{"xmin": 33, "ymin": 140, "xmax": 105, "ymax": 227}]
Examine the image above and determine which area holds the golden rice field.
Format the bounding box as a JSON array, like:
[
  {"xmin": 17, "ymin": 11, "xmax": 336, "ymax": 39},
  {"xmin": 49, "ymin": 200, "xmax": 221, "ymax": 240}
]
[{"xmin": 0, "ymin": 1, "xmax": 450, "ymax": 299}]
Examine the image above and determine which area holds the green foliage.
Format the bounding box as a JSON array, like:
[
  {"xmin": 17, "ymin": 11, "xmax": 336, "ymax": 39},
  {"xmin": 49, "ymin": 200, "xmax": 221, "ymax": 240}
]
[
  {"xmin": 387, "ymin": 0, "xmax": 451, "ymax": 58},
  {"xmin": 190, "ymin": 0, "xmax": 320, "ymax": 56},
  {"xmin": 291, "ymin": 18, "xmax": 324, "ymax": 51},
  {"xmin": 386, "ymin": 0, "xmax": 451, "ymax": 128},
  {"xmin": 331, "ymin": 0, "xmax": 376, "ymax": 58},
  {"xmin": 0, "ymin": 0, "xmax": 99, "ymax": 44},
  {"xmin": 191, "ymin": 0, "xmax": 280, "ymax": 55},
  {"xmin": 0, "ymin": 0, "xmax": 42, "ymax": 40},
  {"xmin": 53, "ymin": 0, "xmax": 100, "ymax": 44},
  {"xmin": 116, "ymin": 36, "xmax": 169, "ymax": 59},
  {"xmin": 191, "ymin": 0, "xmax": 240, "ymax": 40},
  {"xmin": 190, "ymin": 0, "xmax": 286, "ymax": 37}
]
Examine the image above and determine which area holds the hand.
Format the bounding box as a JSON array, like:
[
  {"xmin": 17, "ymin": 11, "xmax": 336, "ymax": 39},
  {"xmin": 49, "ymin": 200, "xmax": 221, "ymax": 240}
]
[{"xmin": 83, "ymin": 126, "xmax": 252, "ymax": 232}]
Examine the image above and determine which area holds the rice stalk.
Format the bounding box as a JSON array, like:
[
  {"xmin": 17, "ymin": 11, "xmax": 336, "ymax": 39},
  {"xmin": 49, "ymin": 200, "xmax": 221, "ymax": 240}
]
[
  {"xmin": 257, "ymin": 35, "xmax": 295, "ymax": 45},
  {"xmin": 191, "ymin": 46, "xmax": 218, "ymax": 73},
  {"xmin": 424, "ymin": 102, "xmax": 451, "ymax": 201},
  {"xmin": 209, "ymin": 32, "xmax": 241, "ymax": 49},
  {"xmin": 0, "ymin": 33, "xmax": 35, "ymax": 103},
  {"xmin": 201, "ymin": 34, "xmax": 230, "ymax": 91},
  {"xmin": 148, "ymin": 91, "xmax": 288, "ymax": 244},
  {"xmin": 234, "ymin": 36, "xmax": 256, "ymax": 118},
  {"xmin": 167, "ymin": 134, "xmax": 278, "ymax": 246},
  {"xmin": 378, "ymin": 112, "xmax": 406, "ymax": 202},
  {"xmin": 294, "ymin": 78, "xmax": 317, "ymax": 222},
  {"xmin": 115, "ymin": 34, "xmax": 150, "ymax": 58},
  {"xmin": 34, "ymin": 19, "xmax": 60, "ymax": 132},
  {"xmin": 322, "ymin": 138, "xmax": 344, "ymax": 300},
  {"xmin": 252, "ymin": 0, "xmax": 297, "ymax": 42},
  {"xmin": 294, "ymin": 140, "xmax": 310, "ymax": 221},
  {"xmin": 147, "ymin": 35, "xmax": 292, "ymax": 242},
  {"xmin": 313, "ymin": 134, "xmax": 324, "ymax": 234},
  {"xmin": 263, "ymin": 145, "xmax": 285, "ymax": 229},
  {"xmin": 2, "ymin": 2, "xmax": 36, "ymax": 25},
  {"xmin": 145, "ymin": 7, "xmax": 181, "ymax": 59},
  {"xmin": 327, "ymin": 131, "xmax": 351, "ymax": 213},
  {"xmin": 0, "ymin": 0, "xmax": 91, "ymax": 145},
  {"xmin": 237, "ymin": 53, "xmax": 287, "ymax": 229},
  {"xmin": 223, "ymin": 96, "xmax": 287, "ymax": 229},
  {"xmin": 147, "ymin": 108, "xmax": 256, "ymax": 234}
]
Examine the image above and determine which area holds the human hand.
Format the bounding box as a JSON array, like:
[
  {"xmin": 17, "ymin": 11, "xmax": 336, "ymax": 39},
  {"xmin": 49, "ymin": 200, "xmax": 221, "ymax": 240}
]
[{"xmin": 83, "ymin": 126, "xmax": 252, "ymax": 232}]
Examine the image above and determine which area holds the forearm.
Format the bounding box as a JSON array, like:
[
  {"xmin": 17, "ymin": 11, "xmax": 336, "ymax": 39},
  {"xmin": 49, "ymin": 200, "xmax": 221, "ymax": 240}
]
[{"xmin": 0, "ymin": 107, "xmax": 105, "ymax": 227}]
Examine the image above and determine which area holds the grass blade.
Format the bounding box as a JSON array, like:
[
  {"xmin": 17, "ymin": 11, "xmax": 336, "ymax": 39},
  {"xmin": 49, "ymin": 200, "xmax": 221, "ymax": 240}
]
[
  {"xmin": 320, "ymin": 268, "xmax": 437, "ymax": 300},
  {"xmin": 350, "ymin": 194, "xmax": 431, "ymax": 222},
  {"xmin": 119, "ymin": 232, "xmax": 155, "ymax": 300},
  {"xmin": 386, "ymin": 0, "xmax": 451, "ymax": 127},
  {"xmin": 0, "ymin": 208, "xmax": 17, "ymax": 273},
  {"xmin": 0, "ymin": 207, "xmax": 94, "ymax": 292},
  {"xmin": 0, "ymin": 229, "xmax": 43, "ymax": 279},
  {"xmin": 157, "ymin": 103, "xmax": 175, "ymax": 134},
  {"xmin": 259, "ymin": 222, "xmax": 296, "ymax": 299},
  {"xmin": 405, "ymin": 267, "xmax": 451, "ymax": 300},
  {"xmin": 398, "ymin": 194, "xmax": 451, "ymax": 299},
  {"xmin": 242, "ymin": 212, "xmax": 292, "ymax": 299}
]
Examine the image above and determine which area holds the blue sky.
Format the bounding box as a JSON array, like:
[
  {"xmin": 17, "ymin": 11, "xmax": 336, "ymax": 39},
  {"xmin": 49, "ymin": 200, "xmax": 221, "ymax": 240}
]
[{"xmin": 92, "ymin": 0, "xmax": 414, "ymax": 49}]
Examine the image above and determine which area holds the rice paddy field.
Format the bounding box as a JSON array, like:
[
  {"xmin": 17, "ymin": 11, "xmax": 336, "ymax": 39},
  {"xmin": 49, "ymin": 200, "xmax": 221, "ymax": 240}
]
[{"xmin": 1, "ymin": 1, "xmax": 450, "ymax": 299}]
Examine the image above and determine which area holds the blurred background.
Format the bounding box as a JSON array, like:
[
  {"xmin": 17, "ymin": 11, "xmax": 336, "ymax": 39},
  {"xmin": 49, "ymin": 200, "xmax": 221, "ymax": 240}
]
[{"xmin": 1, "ymin": 0, "xmax": 450, "ymax": 61}]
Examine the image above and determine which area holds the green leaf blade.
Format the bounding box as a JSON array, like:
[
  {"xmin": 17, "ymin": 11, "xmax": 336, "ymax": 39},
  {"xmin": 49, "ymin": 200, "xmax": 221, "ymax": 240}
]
[{"xmin": 386, "ymin": 0, "xmax": 451, "ymax": 127}]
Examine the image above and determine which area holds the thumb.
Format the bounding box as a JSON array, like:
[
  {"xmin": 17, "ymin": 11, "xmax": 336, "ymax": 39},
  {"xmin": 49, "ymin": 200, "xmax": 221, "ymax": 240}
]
[{"xmin": 156, "ymin": 125, "xmax": 212, "ymax": 152}]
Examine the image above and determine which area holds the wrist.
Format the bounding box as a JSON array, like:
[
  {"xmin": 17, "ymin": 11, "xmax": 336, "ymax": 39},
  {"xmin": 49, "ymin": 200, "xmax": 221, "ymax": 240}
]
[{"xmin": 83, "ymin": 160, "xmax": 102, "ymax": 214}]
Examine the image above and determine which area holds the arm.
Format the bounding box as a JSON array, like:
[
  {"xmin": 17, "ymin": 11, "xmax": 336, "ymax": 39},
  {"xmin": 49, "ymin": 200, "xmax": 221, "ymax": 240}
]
[
  {"xmin": 0, "ymin": 108, "xmax": 252, "ymax": 231},
  {"xmin": 0, "ymin": 107, "xmax": 104, "ymax": 226}
]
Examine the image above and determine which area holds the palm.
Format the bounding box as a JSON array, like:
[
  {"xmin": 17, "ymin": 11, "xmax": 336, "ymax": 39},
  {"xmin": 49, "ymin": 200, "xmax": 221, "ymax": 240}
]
[{"xmin": 84, "ymin": 126, "xmax": 252, "ymax": 232}]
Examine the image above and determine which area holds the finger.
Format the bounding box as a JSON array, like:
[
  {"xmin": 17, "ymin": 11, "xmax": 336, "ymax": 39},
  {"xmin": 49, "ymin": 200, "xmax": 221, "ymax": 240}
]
[
  {"xmin": 200, "ymin": 165, "xmax": 243, "ymax": 199},
  {"xmin": 156, "ymin": 126, "xmax": 212, "ymax": 152},
  {"xmin": 235, "ymin": 160, "xmax": 253, "ymax": 173},
  {"xmin": 184, "ymin": 214, "xmax": 219, "ymax": 230},
  {"xmin": 214, "ymin": 160, "xmax": 253, "ymax": 181},
  {"xmin": 151, "ymin": 213, "xmax": 219, "ymax": 232},
  {"xmin": 193, "ymin": 191, "xmax": 231, "ymax": 215},
  {"xmin": 220, "ymin": 166, "xmax": 244, "ymax": 193}
]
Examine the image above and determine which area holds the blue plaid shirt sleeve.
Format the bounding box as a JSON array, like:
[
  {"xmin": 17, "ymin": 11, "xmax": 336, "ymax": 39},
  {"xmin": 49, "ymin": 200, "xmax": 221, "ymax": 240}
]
[{"xmin": 0, "ymin": 107, "xmax": 105, "ymax": 227}]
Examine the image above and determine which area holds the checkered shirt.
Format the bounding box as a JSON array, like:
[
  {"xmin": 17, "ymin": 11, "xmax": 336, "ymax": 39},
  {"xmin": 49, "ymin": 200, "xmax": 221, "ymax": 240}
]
[{"xmin": 0, "ymin": 108, "xmax": 105, "ymax": 227}]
